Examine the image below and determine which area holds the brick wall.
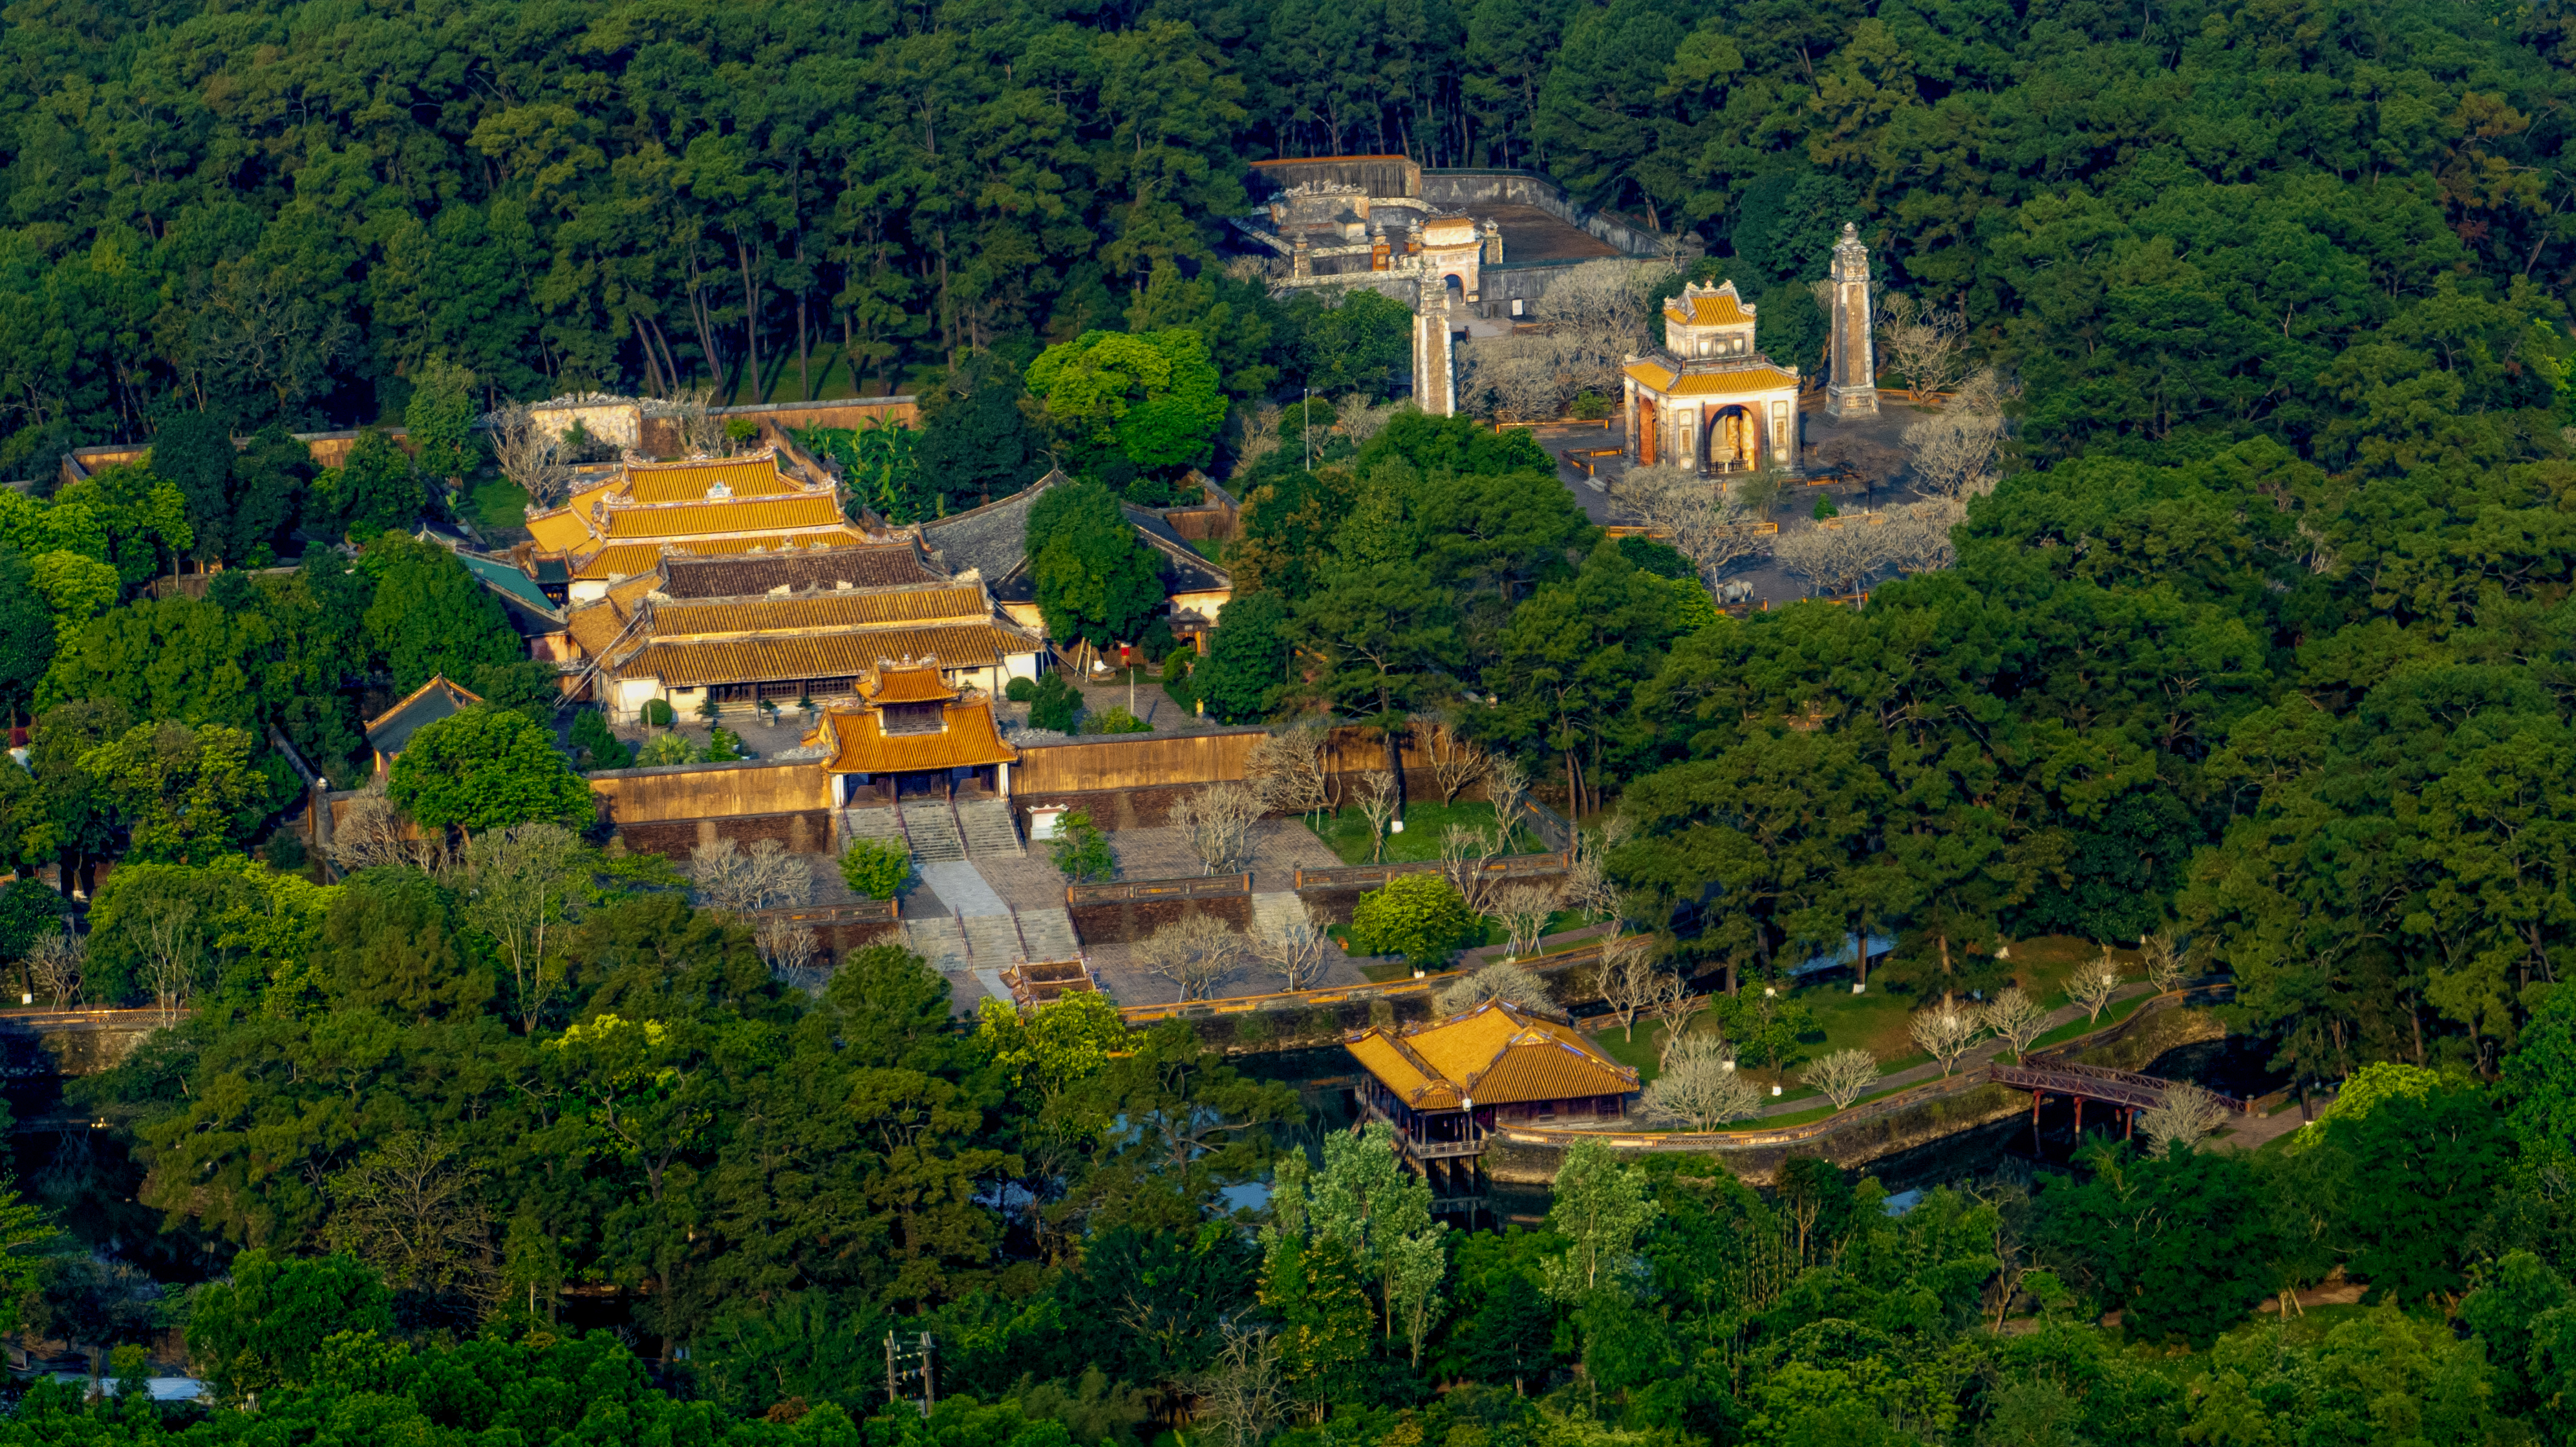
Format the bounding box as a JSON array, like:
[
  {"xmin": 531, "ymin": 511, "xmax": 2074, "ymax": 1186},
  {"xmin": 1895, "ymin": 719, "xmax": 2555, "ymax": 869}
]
[{"xmin": 612, "ymin": 808, "xmax": 832, "ymax": 862}]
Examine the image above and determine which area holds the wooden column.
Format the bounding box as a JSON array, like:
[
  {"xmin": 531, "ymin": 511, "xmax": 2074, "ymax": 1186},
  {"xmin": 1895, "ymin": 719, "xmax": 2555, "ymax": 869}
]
[{"xmin": 2032, "ymin": 1091, "xmax": 2044, "ymax": 1155}]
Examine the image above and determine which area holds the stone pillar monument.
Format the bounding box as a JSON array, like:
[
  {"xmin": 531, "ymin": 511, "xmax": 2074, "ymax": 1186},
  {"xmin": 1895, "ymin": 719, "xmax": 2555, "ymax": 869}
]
[
  {"xmin": 1412, "ymin": 271, "xmax": 1454, "ymax": 416},
  {"xmin": 1826, "ymin": 221, "xmax": 1878, "ymax": 420},
  {"xmin": 1291, "ymin": 231, "xmax": 1312, "ymax": 281}
]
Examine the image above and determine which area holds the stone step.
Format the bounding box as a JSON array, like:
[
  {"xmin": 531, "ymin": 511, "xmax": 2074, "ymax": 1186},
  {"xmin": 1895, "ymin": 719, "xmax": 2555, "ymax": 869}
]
[
  {"xmin": 956, "ymin": 798, "xmax": 1023, "ymax": 857},
  {"xmin": 899, "ymin": 799, "xmax": 967, "ymax": 863},
  {"xmin": 899, "ymin": 916, "xmax": 972, "ymax": 973},
  {"xmin": 1016, "ymin": 907, "xmax": 1081, "ymax": 961},
  {"xmin": 1252, "ymin": 891, "xmax": 1313, "ymax": 936},
  {"xmin": 960, "ymin": 912, "xmax": 1027, "ymax": 968},
  {"xmin": 839, "ymin": 806, "xmax": 908, "ymax": 853}
]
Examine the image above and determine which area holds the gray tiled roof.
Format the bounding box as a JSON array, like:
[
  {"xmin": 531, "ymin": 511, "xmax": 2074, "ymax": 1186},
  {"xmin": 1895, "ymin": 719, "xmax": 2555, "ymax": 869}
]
[
  {"xmin": 918, "ymin": 470, "xmax": 1064, "ymax": 582},
  {"xmin": 656, "ymin": 541, "xmax": 947, "ymax": 598}
]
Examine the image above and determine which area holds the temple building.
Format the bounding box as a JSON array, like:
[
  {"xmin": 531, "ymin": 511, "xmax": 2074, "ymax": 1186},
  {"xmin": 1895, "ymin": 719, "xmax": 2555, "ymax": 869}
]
[
  {"xmin": 520, "ymin": 448, "xmax": 878, "ymax": 601},
  {"xmin": 810, "ymin": 659, "xmax": 1020, "ymax": 804},
  {"xmin": 1342, "ymin": 1000, "xmax": 1640, "ymax": 1196},
  {"xmin": 1620, "ymin": 281, "xmax": 1802, "ymax": 475},
  {"xmin": 563, "ymin": 571, "xmax": 1044, "ymax": 723},
  {"xmin": 363, "ymin": 675, "xmax": 483, "ymax": 778},
  {"xmin": 913, "ymin": 471, "xmax": 1233, "ymax": 644}
]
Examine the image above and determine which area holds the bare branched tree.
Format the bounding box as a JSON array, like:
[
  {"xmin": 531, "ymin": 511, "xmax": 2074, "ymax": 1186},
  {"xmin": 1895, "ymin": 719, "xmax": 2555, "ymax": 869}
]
[
  {"xmin": 756, "ymin": 916, "xmax": 822, "ymax": 987},
  {"xmin": 1232, "ymin": 402, "xmax": 1283, "ymax": 478},
  {"xmin": 1909, "ymin": 1003, "xmax": 1986, "ymax": 1077},
  {"xmin": 1611, "ymin": 463, "xmax": 1770, "ymax": 585},
  {"xmin": 1876, "ymin": 292, "xmax": 1968, "ymax": 403},
  {"xmin": 1492, "ymin": 884, "xmax": 1558, "ymax": 959},
  {"xmin": 486, "ymin": 402, "xmax": 575, "ymax": 509},
  {"xmin": 1561, "ymin": 828, "xmax": 1622, "ymax": 927},
  {"xmin": 2140, "ymin": 930, "xmax": 2186, "ymax": 994},
  {"xmin": 692, "ymin": 839, "xmax": 812, "ymax": 915},
  {"xmin": 672, "ymin": 384, "xmax": 727, "ymax": 456},
  {"xmin": 1435, "ymin": 961, "xmax": 1554, "ymax": 1014},
  {"xmin": 1902, "ymin": 367, "xmax": 2013, "ymax": 503},
  {"xmin": 1353, "ymin": 770, "xmax": 1399, "ymax": 863},
  {"xmin": 333, "ymin": 781, "xmax": 440, "ymax": 874},
  {"xmin": 1982, "ymin": 986, "xmax": 2050, "ymax": 1062},
  {"xmin": 1593, "ymin": 932, "xmax": 1658, "ymax": 1041},
  {"xmin": 1253, "ymin": 903, "xmax": 1331, "ymax": 992},
  {"xmin": 1421, "ymin": 721, "xmax": 1492, "ymax": 806},
  {"xmin": 1439, "ymin": 822, "xmax": 1508, "ymax": 919},
  {"xmin": 1648, "ymin": 970, "xmax": 1698, "ymax": 1043},
  {"xmin": 1882, "ymin": 499, "xmax": 1962, "ymax": 575},
  {"xmin": 2138, "ymin": 1085, "xmax": 2231, "ymax": 1156},
  {"xmin": 1135, "ymin": 915, "xmax": 1249, "ymax": 1002},
  {"xmin": 1190, "ymin": 1324, "xmax": 1289, "ymax": 1447},
  {"xmin": 1457, "ymin": 260, "xmax": 1673, "ymax": 420},
  {"xmin": 1801, "ymin": 1047, "xmax": 1882, "ymax": 1111},
  {"xmin": 124, "ymin": 894, "xmax": 201, "ymax": 1024},
  {"xmin": 1485, "ymin": 756, "xmax": 1530, "ymax": 843},
  {"xmin": 1643, "ymin": 1034, "xmax": 1761, "ymax": 1129},
  {"xmin": 1333, "ymin": 394, "xmax": 1402, "ymax": 446},
  {"xmin": 2069, "ymin": 949, "xmax": 2124, "ymax": 1024},
  {"xmin": 1775, "ymin": 524, "xmax": 1891, "ymax": 597},
  {"xmin": 25, "ymin": 930, "xmax": 83, "ymax": 1011},
  {"xmin": 1247, "ymin": 723, "xmax": 1332, "ymax": 820},
  {"xmin": 323, "ymin": 1131, "xmax": 492, "ymax": 1298},
  {"xmin": 1171, "ymin": 782, "xmax": 1265, "ymax": 876}
]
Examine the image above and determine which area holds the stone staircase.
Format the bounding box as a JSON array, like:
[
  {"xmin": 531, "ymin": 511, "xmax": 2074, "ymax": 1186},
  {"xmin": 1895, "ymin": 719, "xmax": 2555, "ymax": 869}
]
[
  {"xmin": 899, "ymin": 916, "xmax": 972, "ymax": 973},
  {"xmin": 956, "ymin": 798, "xmax": 1023, "ymax": 857},
  {"xmin": 1017, "ymin": 908, "xmax": 1082, "ymax": 961},
  {"xmin": 839, "ymin": 806, "xmax": 908, "ymax": 854},
  {"xmin": 899, "ymin": 799, "xmax": 967, "ymax": 863},
  {"xmin": 1252, "ymin": 892, "xmax": 1312, "ymax": 938},
  {"xmin": 961, "ymin": 912, "xmax": 1027, "ymax": 967}
]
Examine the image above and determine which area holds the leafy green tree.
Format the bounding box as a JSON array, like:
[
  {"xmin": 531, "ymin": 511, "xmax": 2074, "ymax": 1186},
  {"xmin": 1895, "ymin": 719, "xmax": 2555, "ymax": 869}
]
[
  {"xmin": 151, "ymin": 411, "xmax": 237, "ymax": 566},
  {"xmin": 226, "ymin": 423, "xmax": 314, "ymax": 564},
  {"xmin": 0, "ymin": 548, "xmax": 53, "ymax": 717},
  {"xmin": 387, "ymin": 707, "xmax": 590, "ymax": 833},
  {"xmin": 1049, "ymin": 810, "xmax": 1115, "ymax": 884},
  {"xmin": 403, "ymin": 357, "xmax": 479, "ymax": 486},
  {"xmin": 186, "ymin": 1250, "xmax": 396, "ymax": 1401},
  {"xmin": 27, "ymin": 550, "xmax": 120, "ymax": 636},
  {"xmin": 1028, "ymin": 481, "xmax": 1163, "ymax": 650},
  {"xmin": 1348, "ymin": 875, "xmax": 1481, "ymax": 969},
  {"xmin": 329, "ymin": 430, "xmax": 425, "ymax": 540},
  {"xmin": 78, "ymin": 720, "xmax": 270, "ymax": 863},
  {"xmin": 320, "ymin": 868, "xmax": 493, "ymax": 1021},
  {"xmin": 840, "ymin": 837, "xmax": 912, "ymax": 899},
  {"xmin": 1027, "ymin": 330, "xmax": 1229, "ymax": 474},
  {"xmin": 1541, "ymin": 1140, "xmax": 1657, "ymax": 1303},
  {"xmin": 1194, "ymin": 592, "xmax": 1289, "ymax": 725},
  {"xmin": 916, "ymin": 356, "xmax": 1044, "ymax": 510},
  {"xmin": 2034, "ymin": 1138, "xmax": 2279, "ymax": 1347},
  {"xmin": 359, "ymin": 532, "xmax": 522, "ymax": 692},
  {"xmin": 2505, "ymin": 984, "xmax": 2576, "ymax": 1178}
]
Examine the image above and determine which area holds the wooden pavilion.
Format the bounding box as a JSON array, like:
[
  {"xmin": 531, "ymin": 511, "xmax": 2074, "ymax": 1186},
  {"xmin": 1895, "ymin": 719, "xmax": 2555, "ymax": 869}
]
[{"xmin": 808, "ymin": 659, "xmax": 1021, "ymax": 804}]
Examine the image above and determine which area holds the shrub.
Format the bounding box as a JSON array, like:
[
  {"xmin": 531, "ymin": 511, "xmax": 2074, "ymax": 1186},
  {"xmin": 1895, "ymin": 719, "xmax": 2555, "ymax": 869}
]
[
  {"xmin": 1570, "ymin": 390, "xmax": 1612, "ymax": 420},
  {"xmin": 696, "ymin": 692, "xmax": 723, "ymax": 723},
  {"xmin": 700, "ymin": 726, "xmax": 746, "ymax": 762},
  {"xmin": 640, "ymin": 699, "xmax": 676, "ymax": 728},
  {"xmin": 1005, "ymin": 676, "xmax": 1038, "ymax": 703},
  {"xmin": 1049, "ymin": 809, "xmax": 1115, "ymax": 883},
  {"xmin": 569, "ymin": 709, "xmax": 631, "ymax": 770},
  {"xmin": 1029, "ymin": 673, "xmax": 1081, "ymax": 733},
  {"xmin": 636, "ymin": 733, "xmax": 694, "ymax": 767},
  {"xmin": 1812, "ymin": 494, "xmax": 1839, "ymax": 520},
  {"xmin": 1348, "ymin": 874, "xmax": 1480, "ymax": 970},
  {"xmin": 839, "ymin": 837, "xmax": 912, "ymax": 899},
  {"xmin": 1081, "ymin": 705, "xmax": 1152, "ymax": 735},
  {"xmin": 1135, "ymin": 616, "xmax": 1177, "ymax": 661}
]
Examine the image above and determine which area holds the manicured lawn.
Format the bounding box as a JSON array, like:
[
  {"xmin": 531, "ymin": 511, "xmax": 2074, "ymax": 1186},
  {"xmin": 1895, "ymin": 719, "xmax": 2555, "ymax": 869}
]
[
  {"xmin": 457, "ymin": 470, "xmax": 533, "ymax": 536},
  {"xmin": 1306, "ymin": 799, "xmax": 1544, "ymax": 865},
  {"xmin": 2024, "ymin": 991, "xmax": 2150, "ymax": 1052},
  {"xmin": 1599, "ymin": 977, "xmax": 1934, "ymax": 1086}
]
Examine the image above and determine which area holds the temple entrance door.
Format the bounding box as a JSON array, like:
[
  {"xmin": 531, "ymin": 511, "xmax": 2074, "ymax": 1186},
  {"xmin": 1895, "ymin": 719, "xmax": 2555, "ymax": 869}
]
[
  {"xmin": 1637, "ymin": 397, "xmax": 1658, "ymax": 464},
  {"xmin": 1712, "ymin": 406, "xmax": 1754, "ymax": 471}
]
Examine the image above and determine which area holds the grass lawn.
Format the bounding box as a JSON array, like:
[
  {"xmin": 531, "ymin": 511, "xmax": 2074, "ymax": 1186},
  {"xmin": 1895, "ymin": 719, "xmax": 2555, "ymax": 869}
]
[
  {"xmin": 1598, "ymin": 976, "xmax": 1935, "ymax": 1086},
  {"xmin": 1307, "ymin": 800, "xmax": 1545, "ymax": 865},
  {"xmin": 2023, "ymin": 991, "xmax": 2151, "ymax": 1053},
  {"xmin": 457, "ymin": 470, "xmax": 533, "ymax": 536}
]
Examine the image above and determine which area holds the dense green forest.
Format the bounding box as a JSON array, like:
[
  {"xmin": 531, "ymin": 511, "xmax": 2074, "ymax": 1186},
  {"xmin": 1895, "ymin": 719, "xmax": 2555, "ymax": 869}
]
[{"xmin": 3, "ymin": 0, "xmax": 2576, "ymax": 1438}]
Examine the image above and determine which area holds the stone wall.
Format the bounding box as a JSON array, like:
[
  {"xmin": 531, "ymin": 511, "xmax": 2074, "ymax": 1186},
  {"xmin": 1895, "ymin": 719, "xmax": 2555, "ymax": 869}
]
[
  {"xmin": 612, "ymin": 808, "xmax": 833, "ymax": 861},
  {"xmin": 0, "ymin": 1011, "xmax": 164, "ymax": 1078},
  {"xmin": 1067, "ymin": 892, "xmax": 1253, "ymax": 944},
  {"xmin": 588, "ymin": 758, "xmax": 829, "ymax": 827},
  {"xmin": 1250, "ymin": 156, "xmax": 1422, "ymax": 200}
]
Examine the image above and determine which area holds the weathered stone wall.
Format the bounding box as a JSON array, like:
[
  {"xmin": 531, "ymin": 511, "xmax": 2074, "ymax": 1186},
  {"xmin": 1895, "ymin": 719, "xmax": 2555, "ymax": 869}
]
[
  {"xmin": 0, "ymin": 1012, "xmax": 163, "ymax": 1078},
  {"xmin": 612, "ymin": 808, "xmax": 833, "ymax": 861},
  {"xmin": 1067, "ymin": 893, "xmax": 1252, "ymax": 944},
  {"xmin": 589, "ymin": 758, "xmax": 829, "ymax": 826}
]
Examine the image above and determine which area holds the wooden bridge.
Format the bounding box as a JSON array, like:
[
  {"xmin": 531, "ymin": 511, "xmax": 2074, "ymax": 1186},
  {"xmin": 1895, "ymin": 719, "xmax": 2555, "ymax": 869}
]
[{"xmin": 1990, "ymin": 1058, "xmax": 2249, "ymax": 1141}]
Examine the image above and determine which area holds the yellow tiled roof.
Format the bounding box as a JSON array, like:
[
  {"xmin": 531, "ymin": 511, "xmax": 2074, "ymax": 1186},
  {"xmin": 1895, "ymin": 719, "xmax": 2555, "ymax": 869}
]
[
  {"xmin": 601, "ymin": 493, "xmax": 847, "ymax": 541},
  {"xmin": 563, "ymin": 603, "xmax": 634, "ymax": 659},
  {"xmin": 1665, "ymin": 286, "xmax": 1754, "ymax": 327},
  {"xmin": 647, "ymin": 584, "xmax": 989, "ymax": 639},
  {"xmin": 623, "ymin": 455, "xmax": 804, "ymax": 504},
  {"xmin": 1344, "ymin": 1000, "xmax": 1637, "ymax": 1109},
  {"xmin": 605, "ymin": 572, "xmax": 663, "ymax": 612},
  {"xmin": 1623, "ymin": 361, "xmax": 1799, "ymax": 397},
  {"xmin": 819, "ymin": 700, "xmax": 1018, "ymax": 774},
  {"xmin": 566, "ymin": 530, "xmax": 879, "ymax": 580},
  {"xmin": 526, "ymin": 508, "xmax": 597, "ymax": 553},
  {"xmin": 617, "ymin": 623, "xmax": 1032, "ymax": 687},
  {"xmin": 866, "ymin": 662, "xmax": 961, "ymax": 704}
]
